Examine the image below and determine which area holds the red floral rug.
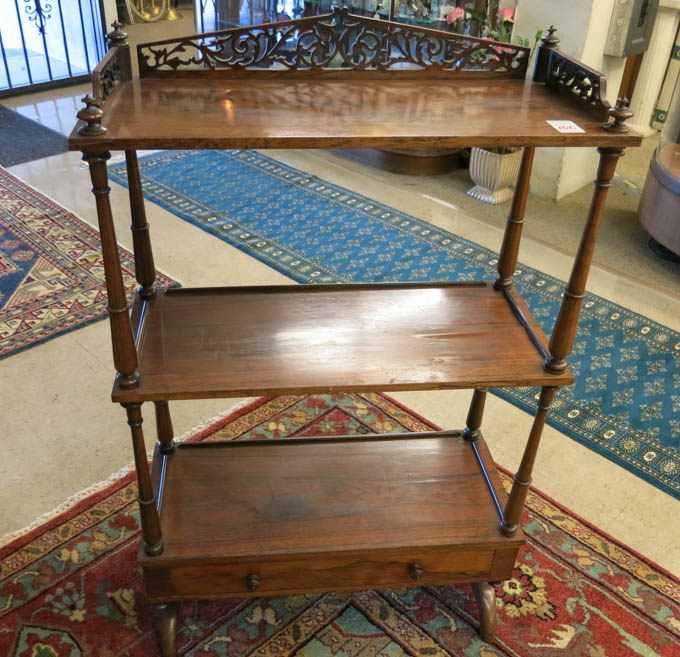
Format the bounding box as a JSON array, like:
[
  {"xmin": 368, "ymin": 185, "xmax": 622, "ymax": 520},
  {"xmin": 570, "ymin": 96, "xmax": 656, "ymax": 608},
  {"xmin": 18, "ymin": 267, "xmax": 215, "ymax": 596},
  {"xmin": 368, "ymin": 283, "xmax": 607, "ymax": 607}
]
[
  {"xmin": 0, "ymin": 167, "xmax": 177, "ymax": 358},
  {"xmin": 1, "ymin": 393, "xmax": 679, "ymax": 656}
]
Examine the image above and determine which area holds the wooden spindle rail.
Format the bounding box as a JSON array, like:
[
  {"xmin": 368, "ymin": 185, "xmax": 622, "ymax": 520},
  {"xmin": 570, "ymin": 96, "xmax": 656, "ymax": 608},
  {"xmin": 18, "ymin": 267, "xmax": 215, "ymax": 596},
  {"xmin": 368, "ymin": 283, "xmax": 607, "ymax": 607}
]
[
  {"xmin": 123, "ymin": 403, "xmax": 163, "ymax": 556},
  {"xmin": 495, "ymin": 146, "xmax": 535, "ymax": 290},
  {"xmin": 501, "ymin": 386, "xmax": 556, "ymax": 536},
  {"xmin": 126, "ymin": 150, "xmax": 158, "ymax": 299},
  {"xmin": 463, "ymin": 388, "xmax": 487, "ymax": 442},
  {"xmin": 83, "ymin": 151, "xmax": 139, "ymax": 388},
  {"xmin": 154, "ymin": 401, "xmax": 176, "ymax": 454},
  {"xmin": 545, "ymin": 147, "xmax": 623, "ymax": 373}
]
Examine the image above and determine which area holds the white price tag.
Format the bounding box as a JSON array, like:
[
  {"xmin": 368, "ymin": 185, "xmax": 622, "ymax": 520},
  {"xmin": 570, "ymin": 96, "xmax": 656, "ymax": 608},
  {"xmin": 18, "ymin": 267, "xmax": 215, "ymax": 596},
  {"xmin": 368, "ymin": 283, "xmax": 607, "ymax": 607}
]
[{"xmin": 547, "ymin": 120, "xmax": 586, "ymax": 134}]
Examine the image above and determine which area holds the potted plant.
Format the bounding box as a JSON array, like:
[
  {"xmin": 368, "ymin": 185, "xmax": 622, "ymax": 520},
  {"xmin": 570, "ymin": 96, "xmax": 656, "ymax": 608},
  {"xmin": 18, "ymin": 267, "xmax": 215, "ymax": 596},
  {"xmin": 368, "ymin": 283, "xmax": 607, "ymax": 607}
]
[{"xmin": 467, "ymin": 146, "xmax": 524, "ymax": 204}]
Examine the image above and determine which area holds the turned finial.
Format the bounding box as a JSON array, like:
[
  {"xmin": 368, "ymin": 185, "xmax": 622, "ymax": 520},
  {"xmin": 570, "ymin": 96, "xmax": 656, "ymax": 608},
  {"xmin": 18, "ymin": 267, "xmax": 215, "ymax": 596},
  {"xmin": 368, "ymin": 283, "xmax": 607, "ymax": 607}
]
[
  {"xmin": 106, "ymin": 21, "xmax": 128, "ymax": 47},
  {"xmin": 533, "ymin": 25, "xmax": 560, "ymax": 83},
  {"xmin": 541, "ymin": 26, "xmax": 560, "ymax": 49},
  {"xmin": 603, "ymin": 96, "xmax": 633, "ymax": 133},
  {"xmin": 77, "ymin": 95, "xmax": 106, "ymax": 136}
]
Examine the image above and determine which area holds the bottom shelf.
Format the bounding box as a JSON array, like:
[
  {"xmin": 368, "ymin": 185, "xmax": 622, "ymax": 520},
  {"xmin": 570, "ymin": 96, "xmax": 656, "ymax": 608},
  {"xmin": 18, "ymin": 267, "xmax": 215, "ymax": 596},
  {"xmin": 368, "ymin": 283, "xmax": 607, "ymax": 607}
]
[{"xmin": 141, "ymin": 431, "xmax": 524, "ymax": 601}]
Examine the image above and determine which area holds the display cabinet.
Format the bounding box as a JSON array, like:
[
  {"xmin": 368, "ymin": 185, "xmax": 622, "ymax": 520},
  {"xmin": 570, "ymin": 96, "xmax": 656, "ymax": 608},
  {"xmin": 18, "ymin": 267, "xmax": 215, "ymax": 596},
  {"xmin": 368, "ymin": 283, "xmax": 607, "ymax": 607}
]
[{"xmin": 69, "ymin": 10, "xmax": 640, "ymax": 655}]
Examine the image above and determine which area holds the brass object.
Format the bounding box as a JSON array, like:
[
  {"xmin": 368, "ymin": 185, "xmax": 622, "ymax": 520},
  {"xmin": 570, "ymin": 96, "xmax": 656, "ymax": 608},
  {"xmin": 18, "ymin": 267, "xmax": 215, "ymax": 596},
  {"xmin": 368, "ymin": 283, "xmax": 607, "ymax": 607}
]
[
  {"xmin": 77, "ymin": 95, "xmax": 106, "ymax": 136},
  {"xmin": 246, "ymin": 573, "xmax": 260, "ymax": 591},
  {"xmin": 127, "ymin": 0, "xmax": 173, "ymax": 23},
  {"xmin": 166, "ymin": 6, "xmax": 183, "ymax": 20},
  {"xmin": 408, "ymin": 563, "xmax": 424, "ymax": 581}
]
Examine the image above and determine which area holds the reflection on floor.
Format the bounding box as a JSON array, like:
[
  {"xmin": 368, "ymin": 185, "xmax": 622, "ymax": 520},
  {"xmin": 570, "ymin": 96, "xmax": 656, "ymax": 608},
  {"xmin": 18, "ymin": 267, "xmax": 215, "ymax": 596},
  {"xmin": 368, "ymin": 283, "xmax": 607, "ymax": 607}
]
[{"xmin": 1, "ymin": 13, "xmax": 679, "ymax": 578}]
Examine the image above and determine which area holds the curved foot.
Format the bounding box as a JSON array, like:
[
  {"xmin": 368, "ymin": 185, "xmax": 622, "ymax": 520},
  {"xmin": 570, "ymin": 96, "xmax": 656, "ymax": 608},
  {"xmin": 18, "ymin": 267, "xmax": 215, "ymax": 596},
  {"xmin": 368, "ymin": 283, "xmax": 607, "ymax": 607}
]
[
  {"xmin": 156, "ymin": 602, "xmax": 179, "ymax": 657},
  {"xmin": 471, "ymin": 582, "xmax": 497, "ymax": 643}
]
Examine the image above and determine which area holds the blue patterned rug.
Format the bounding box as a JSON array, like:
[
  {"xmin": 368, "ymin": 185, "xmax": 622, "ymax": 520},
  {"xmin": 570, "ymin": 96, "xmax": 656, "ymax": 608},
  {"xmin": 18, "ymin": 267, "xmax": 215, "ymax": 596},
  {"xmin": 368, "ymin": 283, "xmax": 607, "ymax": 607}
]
[{"xmin": 109, "ymin": 150, "xmax": 680, "ymax": 499}]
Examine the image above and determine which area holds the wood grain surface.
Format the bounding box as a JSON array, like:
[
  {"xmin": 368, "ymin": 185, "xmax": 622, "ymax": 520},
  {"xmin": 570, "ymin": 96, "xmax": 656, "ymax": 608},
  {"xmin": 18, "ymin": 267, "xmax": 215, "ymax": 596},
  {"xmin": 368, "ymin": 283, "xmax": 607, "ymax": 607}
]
[
  {"xmin": 69, "ymin": 78, "xmax": 642, "ymax": 152},
  {"xmin": 144, "ymin": 430, "xmax": 521, "ymax": 548},
  {"xmin": 112, "ymin": 283, "xmax": 573, "ymax": 402}
]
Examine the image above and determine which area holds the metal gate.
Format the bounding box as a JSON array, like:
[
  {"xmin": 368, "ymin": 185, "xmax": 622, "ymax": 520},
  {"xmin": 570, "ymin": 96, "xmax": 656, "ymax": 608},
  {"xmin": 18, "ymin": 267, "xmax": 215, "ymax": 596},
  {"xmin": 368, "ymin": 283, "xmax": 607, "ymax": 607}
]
[{"xmin": 0, "ymin": 0, "xmax": 106, "ymax": 96}]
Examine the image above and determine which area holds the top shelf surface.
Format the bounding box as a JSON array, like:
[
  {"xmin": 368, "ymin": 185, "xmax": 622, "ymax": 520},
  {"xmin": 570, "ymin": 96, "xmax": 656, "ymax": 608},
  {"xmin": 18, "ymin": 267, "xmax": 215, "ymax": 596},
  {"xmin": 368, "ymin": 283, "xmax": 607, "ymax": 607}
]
[{"xmin": 69, "ymin": 77, "xmax": 642, "ymax": 151}]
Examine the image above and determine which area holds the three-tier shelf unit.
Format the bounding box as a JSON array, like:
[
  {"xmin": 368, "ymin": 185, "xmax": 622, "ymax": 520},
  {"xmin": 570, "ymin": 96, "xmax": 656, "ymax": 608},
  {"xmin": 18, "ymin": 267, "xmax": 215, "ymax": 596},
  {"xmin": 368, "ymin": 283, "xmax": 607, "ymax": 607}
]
[{"xmin": 69, "ymin": 10, "xmax": 641, "ymax": 655}]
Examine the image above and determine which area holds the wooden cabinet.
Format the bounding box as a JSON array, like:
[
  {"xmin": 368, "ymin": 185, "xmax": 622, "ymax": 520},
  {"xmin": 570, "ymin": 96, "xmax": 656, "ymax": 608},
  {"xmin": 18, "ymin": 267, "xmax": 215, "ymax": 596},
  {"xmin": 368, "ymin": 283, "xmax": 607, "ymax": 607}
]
[{"xmin": 69, "ymin": 11, "xmax": 641, "ymax": 655}]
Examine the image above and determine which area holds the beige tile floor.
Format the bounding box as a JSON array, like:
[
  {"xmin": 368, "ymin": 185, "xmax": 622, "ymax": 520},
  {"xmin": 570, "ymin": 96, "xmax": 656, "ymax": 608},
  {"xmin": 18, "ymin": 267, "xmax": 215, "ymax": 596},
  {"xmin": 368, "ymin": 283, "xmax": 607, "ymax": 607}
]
[{"xmin": 1, "ymin": 67, "xmax": 679, "ymax": 580}]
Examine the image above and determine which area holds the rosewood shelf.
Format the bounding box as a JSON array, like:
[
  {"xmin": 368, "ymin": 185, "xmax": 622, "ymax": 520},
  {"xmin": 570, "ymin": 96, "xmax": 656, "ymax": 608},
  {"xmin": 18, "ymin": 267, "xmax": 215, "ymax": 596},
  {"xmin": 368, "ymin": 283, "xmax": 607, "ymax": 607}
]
[
  {"xmin": 68, "ymin": 10, "xmax": 642, "ymax": 654},
  {"xmin": 114, "ymin": 282, "xmax": 573, "ymax": 402},
  {"xmin": 142, "ymin": 431, "xmax": 523, "ymax": 601},
  {"xmin": 73, "ymin": 77, "xmax": 642, "ymax": 151}
]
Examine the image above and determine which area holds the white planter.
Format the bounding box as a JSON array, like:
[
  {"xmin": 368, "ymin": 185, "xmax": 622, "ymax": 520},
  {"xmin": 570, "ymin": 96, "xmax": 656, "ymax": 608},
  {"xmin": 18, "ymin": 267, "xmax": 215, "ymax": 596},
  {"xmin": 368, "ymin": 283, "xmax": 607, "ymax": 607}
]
[{"xmin": 467, "ymin": 147, "xmax": 523, "ymax": 204}]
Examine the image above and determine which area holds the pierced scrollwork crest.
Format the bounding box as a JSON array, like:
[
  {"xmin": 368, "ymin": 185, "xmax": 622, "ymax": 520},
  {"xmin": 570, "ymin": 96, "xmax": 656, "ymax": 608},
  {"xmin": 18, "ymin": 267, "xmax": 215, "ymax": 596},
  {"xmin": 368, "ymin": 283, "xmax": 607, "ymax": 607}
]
[
  {"xmin": 137, "ymin": 7, "xmax": 529, "ymax": 77},
  {"xmin": 99, "ymin": 55, "xmax": 121, "ymax": 102},
  {"xmin": 91, "ymin": 46, "xmax": 126, "ymax": 105},
  {"xmin": 545, "ymin": 49, "xmax": 610, "ymax": 121}
]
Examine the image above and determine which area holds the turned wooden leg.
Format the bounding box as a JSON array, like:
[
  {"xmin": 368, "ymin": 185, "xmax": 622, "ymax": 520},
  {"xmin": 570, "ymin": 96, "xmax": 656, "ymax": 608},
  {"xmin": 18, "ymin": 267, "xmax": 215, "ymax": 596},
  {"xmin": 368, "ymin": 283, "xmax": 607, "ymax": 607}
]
[
  {"xmin": 126, "ymin": 150, "xmax": 157, "ymax": 299},
  {"xmin": 472, "ymin": 582, "xmax": 497, "ymax": 643},
  {"xmin": 83, "ymin": 151, "xmax": 139, "ymax": 389},
  {"xmin": 156, "ymin": 602, "xmax": 179, "ymax": 657},
  {"xmin": 463, "ymin": 388, "xmax": 487, "ymax": 442},
  {"xmin": 123, "ymin": 403, "xmax": 163, "ymax": 556},
  {"xmin": 545, "ymin": 147, "xmax": 623, "ymax": 373},
  {"xmin": 154, "ymin": 401, "xmax": 176, "ymax": 455},
  {"xmin": 495, "ymin": 146, "xmax": 535, "ymax": 290},
  {"xmin": 501, "ymin": 386, "xmax": 556, "ymax": 536}
]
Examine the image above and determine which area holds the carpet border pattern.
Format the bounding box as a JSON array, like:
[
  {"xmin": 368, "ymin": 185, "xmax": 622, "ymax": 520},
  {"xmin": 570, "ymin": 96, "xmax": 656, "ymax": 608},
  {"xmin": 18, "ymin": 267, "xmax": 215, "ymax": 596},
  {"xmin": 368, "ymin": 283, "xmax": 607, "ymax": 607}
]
[
  {"xmin": 0, "ymin": 167, "xmax": 178, "ymax": 359},
  {"xmin": 1, "ymin": 393, "xmax": 679, "ymax": 657},
  {"xmin": 3, "ymin": 393, "xmax": 679, "ymax": 595}
]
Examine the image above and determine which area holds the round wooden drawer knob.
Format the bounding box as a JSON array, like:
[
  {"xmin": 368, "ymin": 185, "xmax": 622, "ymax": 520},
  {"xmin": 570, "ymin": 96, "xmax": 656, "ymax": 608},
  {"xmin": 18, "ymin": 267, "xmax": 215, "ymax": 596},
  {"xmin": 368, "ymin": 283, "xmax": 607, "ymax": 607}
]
[
  {"xmin": 408, "ymin": 563, "xmax": 424, "ymax": 581},
  {"xmin": 246, "ymin": 573, "xmax": 260, "ymax": 591}
]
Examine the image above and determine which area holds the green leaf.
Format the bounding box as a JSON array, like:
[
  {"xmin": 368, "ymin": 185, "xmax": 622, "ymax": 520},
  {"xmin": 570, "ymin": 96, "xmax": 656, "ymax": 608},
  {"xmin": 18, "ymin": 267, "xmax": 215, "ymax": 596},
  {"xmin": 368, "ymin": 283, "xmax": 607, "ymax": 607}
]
[{"xmin": 535, "ymin": 29, "xmax": 544, "ymax": 41}]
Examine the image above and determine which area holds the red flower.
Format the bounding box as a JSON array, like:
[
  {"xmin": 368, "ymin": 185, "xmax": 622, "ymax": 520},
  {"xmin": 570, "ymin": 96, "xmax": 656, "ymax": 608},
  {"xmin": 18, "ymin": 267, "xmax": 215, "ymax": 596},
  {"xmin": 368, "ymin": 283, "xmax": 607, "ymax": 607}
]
[
  {"xmin": 498, "ymin": 7, "xmax": 514, "ymax": 22},
  {"xmin": 446, "ymin": 7, "xmax": 464, "ymax": 24}
]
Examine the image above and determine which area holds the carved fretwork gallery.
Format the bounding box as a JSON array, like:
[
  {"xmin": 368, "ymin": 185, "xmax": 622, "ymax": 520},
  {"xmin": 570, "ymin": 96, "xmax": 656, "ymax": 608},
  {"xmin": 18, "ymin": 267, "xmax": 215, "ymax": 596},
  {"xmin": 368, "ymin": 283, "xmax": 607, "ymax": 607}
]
[{"xmin": 69, "ymin": 9, "xmax": 640, "ymax": 655}]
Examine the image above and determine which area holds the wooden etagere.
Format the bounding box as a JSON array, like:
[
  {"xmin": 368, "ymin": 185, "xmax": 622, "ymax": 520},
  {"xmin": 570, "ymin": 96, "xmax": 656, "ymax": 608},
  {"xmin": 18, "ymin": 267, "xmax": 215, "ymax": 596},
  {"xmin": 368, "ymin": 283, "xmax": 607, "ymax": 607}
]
[{"xmin": 69, "ymin": 9, "xmax": 641, "ymax": 655}]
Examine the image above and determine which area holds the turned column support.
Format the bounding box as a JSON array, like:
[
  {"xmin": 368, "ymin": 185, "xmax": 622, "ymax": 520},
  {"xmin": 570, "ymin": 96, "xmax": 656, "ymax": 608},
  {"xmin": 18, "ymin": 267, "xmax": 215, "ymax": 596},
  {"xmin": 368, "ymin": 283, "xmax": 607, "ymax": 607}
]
[
  {"xmin": 501, "ymin": 386, "xmax": 556, "ymax": 536},
  {"xmin": 154, "ymin": 401, "xmax": 176, "ymax": 455},
  {"xmin": 156, "ymin": 602, "xmax": 179, "ymax": 657},
  {"xmin": 545, "ymin": 147, "xmax": 623, "ymax": 373},
  {"xmin": 463, "ymin": 388, "xmax": 487, "ymax": 442},
  {"xmin": 123, "ymin": 403, "xmax": 163, "ymax": 556},
  {"xmin": 495, "ymin": 146, "xmax": 535, "ymax": 290},
  {"xmin": 84, "ymin": 151, "xmax": 139, "ymax": 389},
  {"xmin": 472, "ymin": 582, "xmax": 497, "ymax": 643},
  {"xmin": 126, "ymin": 150, "xmax": 157, "ymax": 299}
]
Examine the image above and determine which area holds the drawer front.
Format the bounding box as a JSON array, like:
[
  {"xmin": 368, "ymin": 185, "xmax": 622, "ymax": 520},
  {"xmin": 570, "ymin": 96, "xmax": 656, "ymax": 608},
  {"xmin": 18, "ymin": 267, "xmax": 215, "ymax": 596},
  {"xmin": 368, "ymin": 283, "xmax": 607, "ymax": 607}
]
[{"xmin": 144, "ymin": 546, "xmax": 517, "ymax": 601}]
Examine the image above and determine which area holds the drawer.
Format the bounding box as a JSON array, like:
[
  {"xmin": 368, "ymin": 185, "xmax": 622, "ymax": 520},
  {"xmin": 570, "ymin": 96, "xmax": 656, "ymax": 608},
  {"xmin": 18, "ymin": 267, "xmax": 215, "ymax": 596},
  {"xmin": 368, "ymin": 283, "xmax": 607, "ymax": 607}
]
[{"xmin": 143, "ymin": 545, "xmax": 519, "ymax": 601}]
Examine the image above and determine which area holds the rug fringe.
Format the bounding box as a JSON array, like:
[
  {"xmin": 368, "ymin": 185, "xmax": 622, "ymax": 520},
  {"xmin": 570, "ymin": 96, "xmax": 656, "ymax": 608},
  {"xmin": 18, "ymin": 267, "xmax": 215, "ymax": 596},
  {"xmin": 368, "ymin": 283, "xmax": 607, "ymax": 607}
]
[{"xmin": 0, "ymin": 397, "xmax": 256, "ymax": 548}]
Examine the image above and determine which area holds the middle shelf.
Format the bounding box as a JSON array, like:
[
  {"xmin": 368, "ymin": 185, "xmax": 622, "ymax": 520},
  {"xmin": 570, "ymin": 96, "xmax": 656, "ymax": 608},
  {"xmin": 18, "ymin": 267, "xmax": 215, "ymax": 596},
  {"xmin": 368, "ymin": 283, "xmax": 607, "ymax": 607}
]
[{"xmin": 112, "ymin": 281, "xmax": 573, "ymax": 402}]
